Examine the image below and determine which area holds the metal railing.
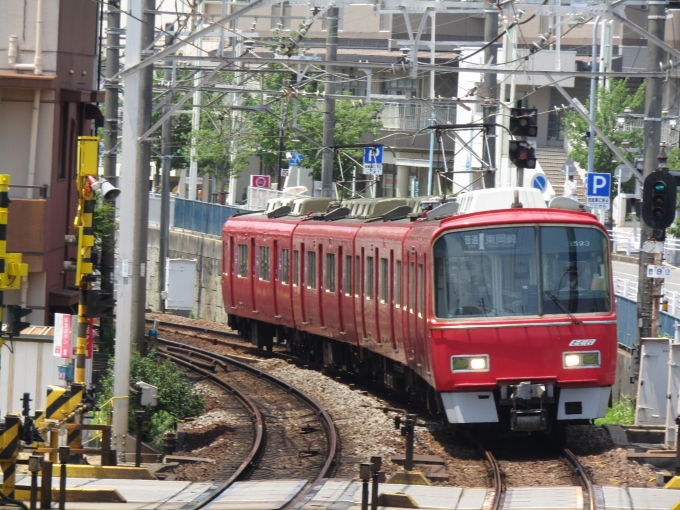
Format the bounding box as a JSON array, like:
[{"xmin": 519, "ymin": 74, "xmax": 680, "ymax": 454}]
[
  {"xmin": 244, "ymin": 187, "xmax": 309, "ymax": 211},
  {"xmin": 380, "ymin": 102, "xmax": 456, "ymax": 132}
]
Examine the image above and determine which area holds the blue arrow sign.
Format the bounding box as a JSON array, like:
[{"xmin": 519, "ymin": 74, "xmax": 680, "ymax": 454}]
[{"xmin": 289, "ymin": 152, "xmax": 305, "ymax": 166}]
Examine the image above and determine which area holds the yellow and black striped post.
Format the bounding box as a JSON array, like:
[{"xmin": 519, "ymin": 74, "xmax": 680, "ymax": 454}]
[
  {"xmin": 0, "ymin": 414, "xmax": 21, "ymax": 498},
  {"xmin": 0, "ymin": 174, "xmax": 9, "ymax": 333},
  {"xmin": 75, "ymin": 137, "xmax": 98, "ymax": 385},
  {"xmin": 46, "ymin": 384, "xmax": 85, "ymax": 461}
]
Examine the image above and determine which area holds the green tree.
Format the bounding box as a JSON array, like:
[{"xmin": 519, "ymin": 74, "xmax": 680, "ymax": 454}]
[
  {"xmin": 97, "ymin": 351, "xmax": 205, "ymax": 449},
  {"xmin": 236, "ymin": 67, "xmax": 383, "ymax": 185},
  {"xmin": 562, "ymin": 79, "xmax": 645, "ymax": 194}
]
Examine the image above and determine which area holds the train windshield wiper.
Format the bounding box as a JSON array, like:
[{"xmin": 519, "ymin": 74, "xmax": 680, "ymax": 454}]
[{"xmin": 544, "ymin": 291, "xmax": 579, "ymax": 324}]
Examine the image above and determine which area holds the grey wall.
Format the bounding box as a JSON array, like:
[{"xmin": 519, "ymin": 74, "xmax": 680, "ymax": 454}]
[{"xmin": 146, "ymin": 227, "xmax": 228, "ymax": 324}]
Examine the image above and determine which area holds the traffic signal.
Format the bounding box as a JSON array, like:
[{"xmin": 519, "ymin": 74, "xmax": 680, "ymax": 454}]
[
  {"xmin": 4, "ymin": 305, "xmax": 31, "ymax": 336},
  {"xmin": 85, "ymin": 290, "xmax": 114, "ymax": 318},
  {"xmin": 509, "ymin": 108, "xmax": 538, "ymax": 137},
  {"xmin": 509, "ymin": 140, "xmax": 536, "ymax": 169},
  {"xmin": 641, "ymin": 171, "xmax": 677, "ymax": 235}
]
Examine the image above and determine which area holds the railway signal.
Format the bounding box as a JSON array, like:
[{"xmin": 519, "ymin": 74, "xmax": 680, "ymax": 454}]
[
  {"xmin": 509, "ymin": 108, "xmax": 538, "ymax": 137},
  {"xmin": 85, "ymin": 290, "xmax": 115, "ymax": 318},
  {"xmin": 641, "ymin": 171, "xmax": 677, "ymax": 240},
  {"xmin": 4, "ymin": 305, "xmax": 31, "ymax": 337},
  {"xmin": 509, "ymin": 140, "xmax": 536, "ymax": 169}
]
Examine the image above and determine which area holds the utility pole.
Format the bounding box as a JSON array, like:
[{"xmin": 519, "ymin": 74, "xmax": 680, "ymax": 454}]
[
  {"xmin": 320, "ymin": 7, "xmax": 339, "ymax": 198},
  {"xmin": 635, "ymin": 0, "xmax": 668, "ymax": 377},
  {"xmin": 482, "ymin": 7, "xmax": 498, "ymax": 188},
  {"xmin": 100, "ymin": 0, "xmax": 120, "ymax": 350},
  {"xmin": 114, "ymin": 0, "xmax": 154, "ymax": 453},
  {"xmin": 159, "ymin": 25, "xmax": 175, "ymax": 312}
]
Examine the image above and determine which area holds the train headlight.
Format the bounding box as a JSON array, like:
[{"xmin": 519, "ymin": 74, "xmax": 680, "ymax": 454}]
[
  {"xmin": 451, "ymin": 355, "xmax": 489, "ymax": 372},
  {"xmin": 563, "ymin": 351, "xmax": 600, "ymax": 369}
]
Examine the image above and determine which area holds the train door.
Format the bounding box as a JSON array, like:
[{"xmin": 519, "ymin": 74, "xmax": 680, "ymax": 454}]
[
  {"xmin": 322, "ymin": 246, "xmax": 340, "ymax": 337},
  {"xmin": 224, "ymin": 236, "xmax": 235, "ymax": 311},
  {"xmin": 387, "ymin": 250, "xmax": 397, "ymax": 350},
  {"xmin": 277, "ymin": 243, "xmax": 293, "ymax": 323},
  {"xmin": 233, "ymin": 236, "xmax": 253, "ymax": 315},
  {"xmin": 407, "ymin": 252, "xmax": 416, "ymax": 363},
  {"xmin": 341, "ymin": 249, "xmax": 358, "ymax": 344},
  {"xmin": 272, "ymin": 240, "xmax": 279, "ymax": 319},
  {"xmin": 416, "ymin": 255, "xmax": 431, "ymax": 372},
  {"xmin": 292, "ymin": 245, "xmax": 303, "ymax": 327},
  {"xmin": 318, "ymin": 244, "xmax": 325, "ymax": 329},
  {"xmin": 250, "ymin": 237, "xmax": 257, "ymax": 313},
  {"xmin": 359, "ymin": 248, "xmax": 367, "ymax": 341}
]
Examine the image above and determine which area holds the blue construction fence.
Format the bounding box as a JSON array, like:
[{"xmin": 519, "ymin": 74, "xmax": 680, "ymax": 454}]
[
  {"xmin": 617, "ymin": 296, "xmax": 678, "ymax": 349},
  {"xmin": 172, "ymin": 198, "xmax": 247, "ymax": 237}
]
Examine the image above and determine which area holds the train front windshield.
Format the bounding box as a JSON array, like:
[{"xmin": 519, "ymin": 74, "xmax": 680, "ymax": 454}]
[{"xmin": 433, "ymin": 226, "xmax": 611, "ymax": 318}]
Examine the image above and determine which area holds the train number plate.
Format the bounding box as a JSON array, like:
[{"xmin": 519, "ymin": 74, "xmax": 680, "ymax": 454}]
[{"xmin": 569, "ymin": 339, "xmax": 596, "ymax": 347}]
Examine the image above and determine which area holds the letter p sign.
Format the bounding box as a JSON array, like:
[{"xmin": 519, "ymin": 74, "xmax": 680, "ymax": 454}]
[{"xmin": 587, "ymin": 172, "xmax": 611, "ymax": 197}]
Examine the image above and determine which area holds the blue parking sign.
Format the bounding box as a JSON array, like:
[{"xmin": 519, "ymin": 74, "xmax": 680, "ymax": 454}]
[
  {"xmin": 363, "ymin": 146, "xmax": 383, "ymax": 164},
  {"xmin": 586, "ymin": 172, "xmax": 611, "ymax": 197}
]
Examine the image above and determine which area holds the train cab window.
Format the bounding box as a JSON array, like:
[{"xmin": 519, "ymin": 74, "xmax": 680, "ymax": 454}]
[
  {"xmin": 307, "ymin": 251, "xmax": 317, "ymax": 289},
  {"xmin": 345, "ymin": 255, "xmax": 352, "ymax": 296},
  {"xmin": 541, "ymin": 227, "xmax": 611, "ymax": 314},
  {"xmin": 355, "ymin": 255, "xmax": 361, "ymax": 298},
  {"xmin": 380, "ymin": 258, "xmax": 388, "ymax": 303},
  {"xmin": 366, "ymin": 256, "xmax": 374, "ymax": 299},
  {"xmin": 259, "ymin": 246, "xmax": 270, "ymax": 281},
  {"xmin": 326, "ymin": 253, "xmax": 336, "ymax": 293},
  {"xmin": 293, "ymin": 250, "xmax": 299, "ymax": 286},
  {"xmin": 238, "ymin": 244, "xmax": 248, "ymax": 277},
  {"xmin": 282, "ymin": 248, "xmax": 290, "ymax": 284},
  {"xmin": 395, "ymin": 260, "xmax": 402, "ymax": 307},
  {"xmin": 409, "ymin": 262, "xmax": 415, "ymax": 314},
  {"xmin": 433, "ymin": 226, "xmax": 610, "ymax": 318},
  {"xmin": 417, "ymin": 263, "xmax": 424, "ymax": 317}
]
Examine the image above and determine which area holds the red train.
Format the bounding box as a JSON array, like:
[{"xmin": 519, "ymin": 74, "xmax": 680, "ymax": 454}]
[{"xmin": 222, "ymin": 188, "xmax": 616, "ymax": 432}]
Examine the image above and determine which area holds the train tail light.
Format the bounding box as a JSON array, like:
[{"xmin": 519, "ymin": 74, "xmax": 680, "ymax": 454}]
[
  {"xmin": 451, "ymin": 355, "xmax": 489, "ymax": 372},
  {"xmin": 563, "ymin": 351, "xmax": 600, "ymax": 369}
]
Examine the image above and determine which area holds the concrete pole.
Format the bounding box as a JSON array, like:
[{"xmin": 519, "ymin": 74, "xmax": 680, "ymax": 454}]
[
  {"xmin": 320, "ymin": 7, "xmax": 339, "ymax": 198},
  {"xmin": 482, "ymin": 7, "xmax": 498, "ymax": 189},
  {"xmin": 114, "ymin": 0, "xmax": 143, "ymax": 453},
  {"xmin": 588, "ymin": 17, "xmax": 601, "ymax": 176},
  {"xmin": 159, "ymin": 26, "xmax": 175, "ymax": 312},
  {"xmin": 396, "ymin": 166, "xmax": 409, "ymax": 197},
  {"xmin": 100, "ymin": 0, "xmax": 120, "ymax": 350},
  {"xmin": 427, "ymin": 10, "xmax": 436, "ymax": 196},
  {"xmin": 189, "ymin": 0, "xmax": 204, "ymax": 201},
  {"xmin": 635, "ymin": 1, "xmax": 668, "ymax": 378}
]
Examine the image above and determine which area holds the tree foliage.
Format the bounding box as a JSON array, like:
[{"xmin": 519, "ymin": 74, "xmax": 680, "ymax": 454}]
[
  {"xmin": 562, "ymin": 79, "xmax": 645, "ymax": 194},
  {"xmin": 97, "ymin": 351, "xmax": 205, "ymax": 449}
]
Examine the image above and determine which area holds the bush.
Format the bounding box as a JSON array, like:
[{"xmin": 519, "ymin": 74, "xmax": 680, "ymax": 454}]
[
  {"xmin": 594, "ymin": 395, "xmax": 635, "ymax": 426},
  {"xmin": 97, "ymin": 351, "xmax": 205, "ymax": 449}
]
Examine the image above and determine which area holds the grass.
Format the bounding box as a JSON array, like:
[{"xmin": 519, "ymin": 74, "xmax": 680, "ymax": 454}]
[{"xmin": 594, "ymin": 395, "xmax": 635, "ymax": 426}]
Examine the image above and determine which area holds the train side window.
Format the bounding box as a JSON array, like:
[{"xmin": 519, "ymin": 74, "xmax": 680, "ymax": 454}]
[
  {"xmin": 238, "ymin": 244, "xmax": 248, "ymax": 277},
  {"xmin": 366, "ymin": 256, "xmax": 374, "ymax": 299},
  {"xmin": 409, "ymin": 262, "xmax": 415, "ymax": 314},
  {"xmin": 281, "ymin": 248, "xmax": 290, "ymax": 284},
  {"xmin": 326, "ymin": 253, "xmax": 336, "ymax": 293},
  {"xmin": 259, "ymin": 246, "xmax": 270, "ymax": 281},
  {"xmin": 395, "ymin": 260, "xmax": 402, "ymax": 307},
  {"xmin": 355, "ymin": 255, "xmax": 361, "ymax": 298},
  {"xmin": 417, "ymin": 263, "xmax": 424, "ymax": 317},
  {"xmin": 293, "ymin": 250, "xmax": 299, "ymax": 286},
  {"xmin": 345, "ymin": 255, "xmax": 352, "ymax": 296},
  {"xmin": 307, "ymin": 251, "xmax": 317, "ymax": 289},
  {"xmin": 380, "ymin": 258, "xmax": 388, "ymax": 303}
]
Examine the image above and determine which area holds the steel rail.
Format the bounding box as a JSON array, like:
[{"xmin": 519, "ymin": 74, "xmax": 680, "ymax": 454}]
[
  {"xmin": 563, "ymin": 448, "xmax": 596, "ymax": 510},
  {"xmin": 156, "ymin": 349, "xmax": 265, "ymax": 510},
  {"xmin": 158, "ymin": 337, "xmax": 339, "ymax": 510},
  {"xmin": 462, "ymin": 431, "xmax": 502, "ymax": 510},
  {"xmin": 146, "ymin": 318, "xmax": 241, "ymax": 339}
]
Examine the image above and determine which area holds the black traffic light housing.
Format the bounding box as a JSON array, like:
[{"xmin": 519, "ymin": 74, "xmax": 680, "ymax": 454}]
[
  {"xmin": 4, "ymin": 305, "xmax": 31, "ymax": 336},
  {"xmin": 509, "ymin": 108, "xmax": 538, "ymax": 137},
  {"xmin": 85, "ymin": 289, "xmax": 114, "ymax": 318},
  {"xmin": 641, "ymin": 171, "xmax": 677, "ymax": 239},
  {"xmin": 509, "ymin": 141, "xmax": 536, "ymax": 169}
]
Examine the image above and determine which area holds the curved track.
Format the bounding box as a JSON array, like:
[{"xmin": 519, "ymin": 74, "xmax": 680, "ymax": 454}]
[{"xmin": 158, "ymin": 337, "xmax": 338, "ymax": 510}]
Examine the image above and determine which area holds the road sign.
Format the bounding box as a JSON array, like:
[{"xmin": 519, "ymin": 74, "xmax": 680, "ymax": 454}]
[
  {"xmin": 281, "ymin": 169, "xmax": 289, "ymax": 177},
  {"xmin": 586, "ymin": 172, "xmax": 611, "ymax": 210},
  {"xmin": 560, "ymin": 157, "xmax": 577, "ymax": 176},
  {"xmin": 614, "ymin": 164, "xmax": 633, "ymax": 183},
  {"xmin": 363, "ymin": 145, "xmax": 384, "ymax": 175},
  {"xmin": 532, "ymin": 174, "xmax": 547, "ymax": 192},
  {"xmin": 289, "ymin": 151, "xmax": 305, "ymax": 166},
  {"xmin": 647, "ymin": 265, "xmax": 672, "ymax": 279},
  {"xmin": 251, "ymin": 175, "xmax": 271, "ymax": 188}
]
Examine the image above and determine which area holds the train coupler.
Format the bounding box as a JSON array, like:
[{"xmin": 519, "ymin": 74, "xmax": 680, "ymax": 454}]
[{"xmin": 510, "ymin": 409, "xmax": 547, "ymax": 431}]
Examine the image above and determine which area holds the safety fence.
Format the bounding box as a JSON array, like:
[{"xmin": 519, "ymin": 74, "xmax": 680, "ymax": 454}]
[
  {"xmin": 613, "ymin": 276, "xmax": 679, "ymax": 350},
  {"xmin": 148, "ymin": 193, "xmax": 248, "ymax": 237},
  {"xmin": 610, "ymin": 228, "xmax": 680, "ymax": 266}
]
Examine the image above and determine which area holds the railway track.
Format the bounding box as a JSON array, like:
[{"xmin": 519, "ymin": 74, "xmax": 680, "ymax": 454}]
[
  {"xmin": 470, "ymin": 433, "xmax": 598, "ymax": 510},
  {"xmin": 157, "ymin": 337, "xmax": 338, "ymax": 510}
]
